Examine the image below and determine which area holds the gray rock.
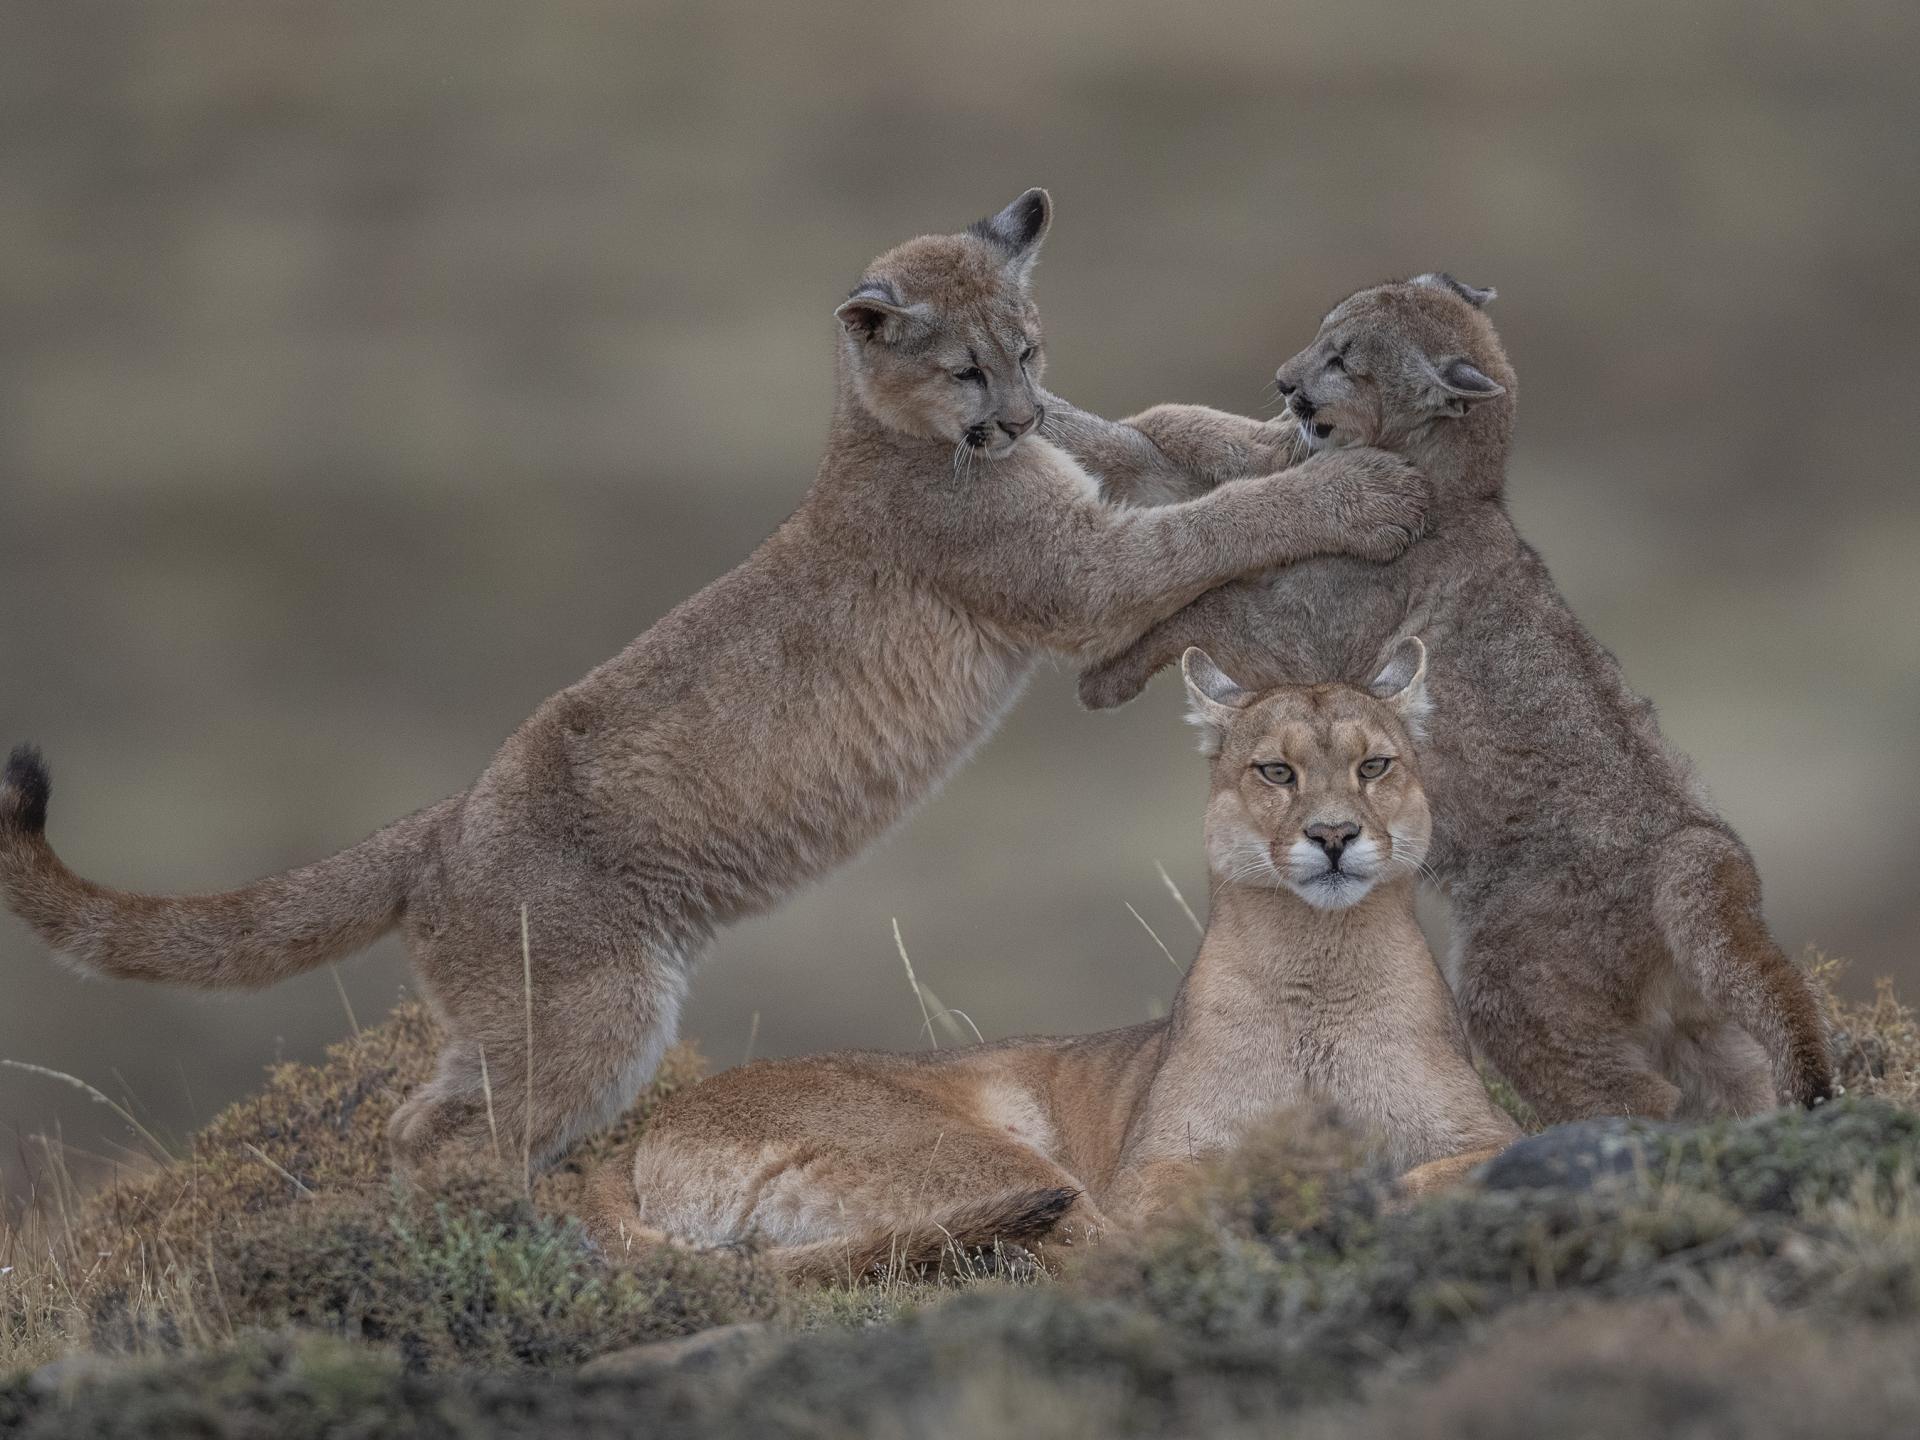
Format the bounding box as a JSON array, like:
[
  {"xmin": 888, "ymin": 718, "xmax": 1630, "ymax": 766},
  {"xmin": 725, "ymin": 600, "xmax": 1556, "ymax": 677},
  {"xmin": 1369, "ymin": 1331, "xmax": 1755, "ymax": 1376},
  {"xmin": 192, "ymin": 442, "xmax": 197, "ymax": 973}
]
[{"xmin": 1478, "ymin": 1118, "xmax": 1673, "ymax": 1194}]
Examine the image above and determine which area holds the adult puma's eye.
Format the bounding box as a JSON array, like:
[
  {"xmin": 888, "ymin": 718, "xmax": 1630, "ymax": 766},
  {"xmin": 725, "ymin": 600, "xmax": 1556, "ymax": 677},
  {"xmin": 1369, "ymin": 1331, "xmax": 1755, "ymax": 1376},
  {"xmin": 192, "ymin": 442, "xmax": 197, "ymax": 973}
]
[
  {"xmin": 1358, "ymin": 756, "xmax": 1392, "ymax": 780},
  {"xmin": 1326, "ymin": 353, "xmax": 1347, "ymax": 372},
  {"xmin": 1019, "ymin": 345, "xmax": 1037, "ymax": 365},
  {"xmin": 1255, "ymin": 762, "xmax": 1295, "ymax": 786},
  {"xmin": 953, "ymin": 366, "xmax": 986, "ymax": 384}
]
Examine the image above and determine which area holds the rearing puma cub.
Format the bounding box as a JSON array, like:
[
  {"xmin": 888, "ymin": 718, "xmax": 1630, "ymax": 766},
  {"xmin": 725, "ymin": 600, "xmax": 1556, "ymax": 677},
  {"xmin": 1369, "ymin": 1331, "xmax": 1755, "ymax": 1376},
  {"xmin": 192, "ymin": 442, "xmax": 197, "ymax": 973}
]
[
  {"xmin": 1068, "ymin": 274, "xmax": 1832, "ymax": 1122},
  {"xmin": 0, "ymin": 191, "xmax": 1427, "ymax": 1180},
  {"xmin": 588, "ymin": 643, "xmax": 1517, "ymax": 1281}
]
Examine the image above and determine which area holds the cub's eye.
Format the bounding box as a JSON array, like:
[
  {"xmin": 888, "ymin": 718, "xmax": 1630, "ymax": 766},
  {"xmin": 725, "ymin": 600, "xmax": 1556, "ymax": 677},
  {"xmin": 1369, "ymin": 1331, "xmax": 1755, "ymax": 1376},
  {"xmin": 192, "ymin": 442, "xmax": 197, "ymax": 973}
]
[
  {"xmin": 1019, "ymin": 345, "xmax": 1037, "ymax": 364},
  {"xmin": 1326, "ymin": 353, "xmax": 1347, "ymax": 372},
  {"xmin": 1255, "ymin": 762, "xmax": 1295, "ymax": 786},
  {"xmin": 1357, "ymin": 756, "xmax": 1392, "ymax": 780},
  {"xmin": 953, "ymin": 366, "xmax": 986, "ymax": 384}
]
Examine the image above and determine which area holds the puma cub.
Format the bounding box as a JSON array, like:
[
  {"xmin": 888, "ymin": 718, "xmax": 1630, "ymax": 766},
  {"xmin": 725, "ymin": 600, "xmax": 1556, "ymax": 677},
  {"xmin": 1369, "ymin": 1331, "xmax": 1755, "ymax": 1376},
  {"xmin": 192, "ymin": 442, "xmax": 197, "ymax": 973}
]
[
  {"xmin": 1072, "ymin": 274, "xmax": 1832, "ymax": 1122},
  {"xmin": 587, "ymin": 641, "xmax": 1518, "ymax": 1282},
  {"xmin": 0, "ymin": 192, "xmax": 1427, "ymax": 1180}
]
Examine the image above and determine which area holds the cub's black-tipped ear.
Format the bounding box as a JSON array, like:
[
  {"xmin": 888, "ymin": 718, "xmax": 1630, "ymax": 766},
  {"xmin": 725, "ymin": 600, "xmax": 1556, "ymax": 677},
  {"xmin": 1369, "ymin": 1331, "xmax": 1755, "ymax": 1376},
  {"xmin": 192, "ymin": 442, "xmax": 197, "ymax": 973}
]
[
  {"xmin": 1368, "ymin": 637, "xmax": 1431, "ymax": 740},
  {"xmin": 969, "ymin": 188, "xmax": 1052, "ymax": 280},
  {"xmin": 1180, "ymin": 647, "xmax": 1253, "ymax": 757},
  {"xmin": 1412, "ymin": 272, "xmax": 1497, "ymax": 308},
  {"xmin": 835, "ymin": 283, "xmax": 929, "ymax": 345}
]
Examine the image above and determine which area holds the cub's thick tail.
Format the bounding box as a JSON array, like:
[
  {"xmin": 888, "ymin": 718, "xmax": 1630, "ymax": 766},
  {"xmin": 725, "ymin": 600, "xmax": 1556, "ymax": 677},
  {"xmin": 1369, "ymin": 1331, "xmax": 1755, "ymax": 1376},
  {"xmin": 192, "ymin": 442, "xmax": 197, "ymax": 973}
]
[
  {"xmin": 1, "ymin": 744, "xmax": 455, "ymax": 989},
  {"xmin": 1657, "ymin": 828, "xmax": 1834, "ymax": 1108},
  {"xmin": 584, "ymin": 1159, "xmax": 1078, "ymax": 1285}
]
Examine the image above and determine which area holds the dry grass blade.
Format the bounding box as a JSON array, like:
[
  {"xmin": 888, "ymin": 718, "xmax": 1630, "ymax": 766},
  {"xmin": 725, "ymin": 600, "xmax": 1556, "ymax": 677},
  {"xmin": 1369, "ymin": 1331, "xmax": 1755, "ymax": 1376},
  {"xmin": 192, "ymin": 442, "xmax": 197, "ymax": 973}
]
[
  {"xmin": 1125, "ymin": 902, "xmax": 1183, "ymax": 972},
  {"xmin": 521, "ymin": 903, "xmax": 535, "ymax": 1194},
  {"xmin": 478, "ymin": 1044, "xmax": 504, "ymax": 1171},
  {"xmin": 914, "ymin": 989, "xmax": 985, "ymax": 1047},
  {"xmin": 0, "ymin": 1059, "xmax": 174, "ymax": 1164},
  {"xmin": 328, "ymin": 965, "xmax": 361, "ymax": 1038},
  {"xmin": 241, "ymin": 1143, "xmax": 313, "ymax": 1198},
  {"xmin": 1155, "ymin": 860, "xmax": 1205, "ymax": 937},
  {"xmin": 892, "ymin": 918, "xmax": 939, "ymax": 1051}
]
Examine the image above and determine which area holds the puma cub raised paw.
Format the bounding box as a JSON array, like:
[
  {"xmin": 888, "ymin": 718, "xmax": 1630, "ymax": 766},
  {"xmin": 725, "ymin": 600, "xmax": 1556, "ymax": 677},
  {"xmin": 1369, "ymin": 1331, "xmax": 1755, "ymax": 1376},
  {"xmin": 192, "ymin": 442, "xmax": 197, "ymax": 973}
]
[{"xmin": 1306, "ymin": 449, "xmax": 1429, "ymax": 563}]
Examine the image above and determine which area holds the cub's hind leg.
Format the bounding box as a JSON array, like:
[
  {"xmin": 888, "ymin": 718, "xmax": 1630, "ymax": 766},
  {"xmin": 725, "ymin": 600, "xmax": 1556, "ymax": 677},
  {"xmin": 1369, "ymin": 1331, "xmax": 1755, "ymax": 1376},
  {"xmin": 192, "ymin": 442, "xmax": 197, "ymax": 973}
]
[
  {"xmin": 391, "ymin": 915, "xmax": 688, "ymax": 1181},
  {"xmin": 1657, "ymin": 1019, "xmax": 1776, "ymax": 1120},
  {"xmin": 1455, "ymin": 923, "xmax": 1681, "ymax": 1124},
  {"xmin": 1653, "ymin": 829, "xmax": 1833, "ymax": 1108}
]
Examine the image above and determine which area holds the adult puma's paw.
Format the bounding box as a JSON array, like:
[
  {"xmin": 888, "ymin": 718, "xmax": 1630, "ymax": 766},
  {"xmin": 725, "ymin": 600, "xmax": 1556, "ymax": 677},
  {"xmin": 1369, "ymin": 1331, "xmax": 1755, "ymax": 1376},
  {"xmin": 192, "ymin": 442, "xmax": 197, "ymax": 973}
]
[
  {"xmin": 1314, "ymin": 450, "xmax": 1429, "ymax": 563},
  {"xmin": 1078, "ymin": 653, "xmax": 1156, "ymax": 710}
]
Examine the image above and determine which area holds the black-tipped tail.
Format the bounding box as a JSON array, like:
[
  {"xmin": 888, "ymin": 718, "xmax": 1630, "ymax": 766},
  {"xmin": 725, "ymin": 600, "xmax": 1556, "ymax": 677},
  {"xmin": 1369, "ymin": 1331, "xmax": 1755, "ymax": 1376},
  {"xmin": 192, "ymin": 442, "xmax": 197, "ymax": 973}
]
[{"xmin": 2, "ymin": 745, "xmax": 49, "ymax": 835}]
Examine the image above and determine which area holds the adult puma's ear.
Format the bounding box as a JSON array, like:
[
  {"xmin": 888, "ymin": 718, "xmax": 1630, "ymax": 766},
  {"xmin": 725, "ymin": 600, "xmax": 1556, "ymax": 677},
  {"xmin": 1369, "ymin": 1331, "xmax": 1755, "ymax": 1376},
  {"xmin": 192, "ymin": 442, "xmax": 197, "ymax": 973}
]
[
  {"xmin": 835, "ymin": 283, "xmax": 930, "ymax": 345},
  {"xmin": 969, "ymin": 187, "xmax": 1052, "ymax": 282},
  {"xmin": 1412, "ymin": 272, "xmax": 1497, "ymax": 308},
  {"xmin": 1181, "ymin": 647, "xmax": 1253, "ymax": 756},
  {"xmin": 1369, "ymin": 636, "xmax": 1432, "ymax": 740}
]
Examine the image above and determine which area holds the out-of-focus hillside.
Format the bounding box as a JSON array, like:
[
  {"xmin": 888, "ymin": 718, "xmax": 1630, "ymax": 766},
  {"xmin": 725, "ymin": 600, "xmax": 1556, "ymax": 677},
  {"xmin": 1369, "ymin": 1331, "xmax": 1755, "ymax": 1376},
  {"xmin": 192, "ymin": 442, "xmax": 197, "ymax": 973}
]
[{"xmin": 3, "ymin": 0, "xmax": 1918, "ymax": 1196}]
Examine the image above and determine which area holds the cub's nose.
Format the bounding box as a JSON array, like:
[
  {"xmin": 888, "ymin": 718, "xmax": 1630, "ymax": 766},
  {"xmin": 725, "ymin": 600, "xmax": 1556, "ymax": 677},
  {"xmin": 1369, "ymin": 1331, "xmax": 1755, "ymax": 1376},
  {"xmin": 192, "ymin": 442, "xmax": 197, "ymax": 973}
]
[
  {"xmin": 998, "ymin": 413, "xmax": 1036, "ymax": 441},
  {"xmin": 1275, "ymin": 375, "xmax": 1296, "ymax": 396},
  {"xmin": 1304, "ymin": 821, "xmax": 1361, "ymax": 864}
]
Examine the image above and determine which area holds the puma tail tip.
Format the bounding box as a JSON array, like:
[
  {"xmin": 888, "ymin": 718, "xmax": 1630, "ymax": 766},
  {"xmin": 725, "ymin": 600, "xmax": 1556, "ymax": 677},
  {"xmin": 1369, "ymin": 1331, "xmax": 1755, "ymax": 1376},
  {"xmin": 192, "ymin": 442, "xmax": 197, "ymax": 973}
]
[{"xmin": 2, "ymin": 745, "xmax": 50, "ymax": 836}]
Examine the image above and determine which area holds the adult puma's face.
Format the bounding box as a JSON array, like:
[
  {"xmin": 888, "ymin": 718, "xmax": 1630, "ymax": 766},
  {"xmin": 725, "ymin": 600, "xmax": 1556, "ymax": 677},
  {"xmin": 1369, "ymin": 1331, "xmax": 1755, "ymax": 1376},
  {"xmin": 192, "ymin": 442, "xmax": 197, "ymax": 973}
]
[
  {"xmin": 1184, "ymin": 641, "xmax": 1434, "ymax": 911},
  {"xmin": 1274, "ymin": 272, "xmax": 1507, "ymax": 456},
  {"xmin": 836, "ymin": 190, "xmax": 1052, "ymax": 460}
]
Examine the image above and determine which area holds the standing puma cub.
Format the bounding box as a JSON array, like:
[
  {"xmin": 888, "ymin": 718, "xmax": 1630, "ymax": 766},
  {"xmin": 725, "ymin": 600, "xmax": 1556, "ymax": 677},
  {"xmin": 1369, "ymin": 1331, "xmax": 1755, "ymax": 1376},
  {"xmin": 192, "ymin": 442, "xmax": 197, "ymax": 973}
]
[
  {"xmin": 1071, "ymin": 274, "xmax": 1832, "ymax": 1122},
  {"xmin": 0, "ymin": 192, "xmax": 1427, "ymax": 1180},
  {"xmin": 587, "ymin": 642, "xmax": 1518, "ymax": 1282}
]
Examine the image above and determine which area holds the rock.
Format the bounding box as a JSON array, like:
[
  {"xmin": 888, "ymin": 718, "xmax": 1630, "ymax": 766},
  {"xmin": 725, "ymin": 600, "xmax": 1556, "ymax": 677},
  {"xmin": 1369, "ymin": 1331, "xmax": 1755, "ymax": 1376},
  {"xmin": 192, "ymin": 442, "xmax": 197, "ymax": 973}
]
[
  {"xmin": 1477, "ymin": 1118, "xmax": 1669, "ymax": 1194},
  {"xmin": 580, "ymin": 1321, "xmax": 776, "ymax": 1378}
]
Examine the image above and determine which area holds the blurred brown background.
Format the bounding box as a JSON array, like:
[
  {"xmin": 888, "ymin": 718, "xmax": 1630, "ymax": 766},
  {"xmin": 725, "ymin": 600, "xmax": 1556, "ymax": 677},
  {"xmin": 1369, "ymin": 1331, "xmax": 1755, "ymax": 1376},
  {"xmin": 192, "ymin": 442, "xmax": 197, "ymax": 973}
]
[{"xmin": 4, "ymin": 1, "xmax": 1917, "ymax": 1202}]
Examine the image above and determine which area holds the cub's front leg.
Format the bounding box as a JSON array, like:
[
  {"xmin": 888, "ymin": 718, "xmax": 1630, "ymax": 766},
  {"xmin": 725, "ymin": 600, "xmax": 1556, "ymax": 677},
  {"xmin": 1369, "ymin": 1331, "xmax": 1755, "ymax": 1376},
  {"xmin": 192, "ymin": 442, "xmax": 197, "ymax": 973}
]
[
  {"xmin": 1077, "ymin": 444, "xmax": 1425, "ymax": 708},
  {"xmin": 1041, "ymin": 391, "xmax": 1300, "ymax": 506},
  {"xmin": 1077, "ymin": 583, "xmax": 1269, "ymax": 710}
]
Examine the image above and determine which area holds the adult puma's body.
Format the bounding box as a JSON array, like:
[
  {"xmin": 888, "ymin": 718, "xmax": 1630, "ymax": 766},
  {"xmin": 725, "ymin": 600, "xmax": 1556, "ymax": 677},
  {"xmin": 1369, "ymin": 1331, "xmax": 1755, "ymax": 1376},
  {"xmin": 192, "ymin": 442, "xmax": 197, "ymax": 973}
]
[
  {"xmin": 590, "ymin": 653, "xmax": 1517, "ymax": 1281},
  {"xmin": 1070, "ymin": 275, "xmax": 1831, "ymax": 1122},
  {"xmin": 0, "ymin": 193, "xmax": 1426, "ymax": 1178}
]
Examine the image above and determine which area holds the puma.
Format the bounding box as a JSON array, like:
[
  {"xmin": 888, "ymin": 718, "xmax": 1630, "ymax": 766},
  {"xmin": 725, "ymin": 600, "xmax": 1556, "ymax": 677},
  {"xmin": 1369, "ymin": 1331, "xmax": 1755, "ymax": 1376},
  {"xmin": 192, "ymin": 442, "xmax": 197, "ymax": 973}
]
[{"xmin": 0, "ymin": 194, "xmax": 1427, "ymax": 1179}]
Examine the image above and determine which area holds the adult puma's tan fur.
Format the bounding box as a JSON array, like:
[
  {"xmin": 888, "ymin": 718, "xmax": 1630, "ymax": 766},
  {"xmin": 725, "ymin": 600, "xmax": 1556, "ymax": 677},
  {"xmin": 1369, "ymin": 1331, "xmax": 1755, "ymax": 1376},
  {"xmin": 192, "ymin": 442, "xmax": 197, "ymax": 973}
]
[
  {"xmin": 588, "ymin": 643, "xmax": 1518, "ymax": 1281},
  {"xmin": 0, "ymin": 191, "xmax": 1428, "ymax": 1179},
  {"xmin": 1066, "ymin": 274, "xmax": 1832, "ymax": 1122}
]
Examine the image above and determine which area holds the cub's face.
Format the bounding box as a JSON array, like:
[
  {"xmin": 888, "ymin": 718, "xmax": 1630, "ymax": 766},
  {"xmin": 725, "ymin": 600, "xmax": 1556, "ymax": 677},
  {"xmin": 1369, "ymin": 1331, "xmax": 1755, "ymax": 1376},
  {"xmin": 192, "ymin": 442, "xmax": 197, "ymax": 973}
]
[
  {"xmin": 837, "ymin": 189, "xmax": 1052, "ymax": 460},
  {"xmin": 1273, "ymin": 272, "xmax": 1508, "ymax": 457},
  {"xmin": 1186, "ymin": 641, "xmax": 1433, "ymax": 911}
]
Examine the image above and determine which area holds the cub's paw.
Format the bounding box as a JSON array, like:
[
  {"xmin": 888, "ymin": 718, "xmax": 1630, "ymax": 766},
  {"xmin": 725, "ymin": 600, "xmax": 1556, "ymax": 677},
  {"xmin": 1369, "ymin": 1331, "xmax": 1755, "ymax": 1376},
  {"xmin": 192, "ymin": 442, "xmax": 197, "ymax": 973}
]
[
  {"xmin": 1318, "ymin": 450, "xmax": 1428, "ymax": 563},
  {"xmin": 1078, "ymin": 655, "xmax": 1155, "ymax": 710},
  {"xmin": 1246, "ymin": 419, "xmax": 1306, "ymax": 474}
]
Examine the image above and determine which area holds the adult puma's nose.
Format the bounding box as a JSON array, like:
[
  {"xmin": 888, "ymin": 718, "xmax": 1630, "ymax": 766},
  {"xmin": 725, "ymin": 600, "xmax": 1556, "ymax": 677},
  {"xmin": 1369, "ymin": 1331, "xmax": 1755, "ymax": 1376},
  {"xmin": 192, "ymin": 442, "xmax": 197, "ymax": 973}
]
[
  {"xmin": 1304, "ymin": 821, "xmax": 1361, "ymax": 863},
  {"xmin": 1275, "ymin": 375, "xmax": 1297, "ymax": 396},
  {"xmin": 998, "ymin": 413, "xmax": 1036, "ymax": 441}
]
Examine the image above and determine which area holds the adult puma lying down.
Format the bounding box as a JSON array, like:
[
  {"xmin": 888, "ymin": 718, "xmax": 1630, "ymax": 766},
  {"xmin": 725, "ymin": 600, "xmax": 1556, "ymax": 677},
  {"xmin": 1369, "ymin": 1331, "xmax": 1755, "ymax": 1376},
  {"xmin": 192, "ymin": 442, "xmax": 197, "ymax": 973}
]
[
  {"xmin": 0, "ymin": 192, "xmax": 1428, "ymax": 1180},
  {"xmin": 1067, "ymin": 274, "xmax": 1832, "ymax": 1122},
  {"xmin": 588, "ymin": 641, "xmax": 1518, "ymax": 1281}
]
